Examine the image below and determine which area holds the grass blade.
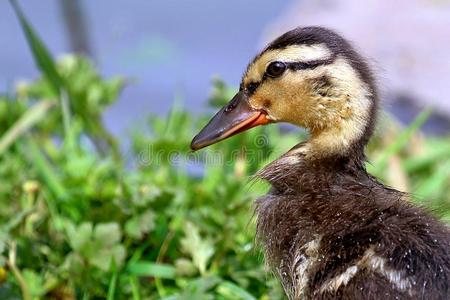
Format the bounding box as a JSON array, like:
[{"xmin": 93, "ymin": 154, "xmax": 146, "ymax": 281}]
[
  {"xmin": 20, "ymin": 138, "xmax": 67, "ymax": 200},
  {"xmin": 129, "ymin": 276, "xmax": 141, "ymax": 300},
  {"xmin": 0, "ymin": 101, "xmax": 54, "ymax": 154},
  {"xmin": 107, "ymin": 262, "xmax": 118, "ymax": 300},
  {"xmin": 403, "ymin": 141, "xmax": 450, "ymax": 172},
  {"xmin": 10, "ymin": 0, "xmax": 64, "ymax": 95},
  {"xmin": 373, "ymin": 109, "xmax": 432, "ymax": 174},
  {"xmin": 414, "ymin": 160, "xmax": 450, "ymax": 200},
  {"xmin": 126, "ymin": 261, "xmax": 175, "ymax": 279}
]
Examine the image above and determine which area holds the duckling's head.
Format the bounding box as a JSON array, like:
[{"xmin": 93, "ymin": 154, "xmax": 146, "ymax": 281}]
[{"xmin": 191, "ymin": 27, "xmax": 378, "ymax": 160}]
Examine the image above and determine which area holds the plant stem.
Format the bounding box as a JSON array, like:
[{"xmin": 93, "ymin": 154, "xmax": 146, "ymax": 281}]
[
  {"xmin": 155, "ymin": 229, "xmax": 175, "ymax": 297},
  {"xmin": 7, "ymin": 241, "xmax": 31, "ymax": 300}
]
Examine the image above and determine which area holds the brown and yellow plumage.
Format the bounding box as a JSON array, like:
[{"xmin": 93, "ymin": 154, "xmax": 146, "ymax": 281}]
[{"xmin": 191, "ymin": 27, "xmax": 450, "ymax": 299}]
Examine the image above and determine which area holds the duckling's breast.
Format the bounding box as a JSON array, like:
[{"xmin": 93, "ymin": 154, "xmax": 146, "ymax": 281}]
[{"xmin": 254, "ymin": 156, "xmax": 450, "ymax": 300}]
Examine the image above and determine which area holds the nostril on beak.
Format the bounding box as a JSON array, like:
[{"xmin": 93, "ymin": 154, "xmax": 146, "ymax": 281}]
[{"xmin": 224, "ymin": 100, "xmax": 238, "ymax": 113}]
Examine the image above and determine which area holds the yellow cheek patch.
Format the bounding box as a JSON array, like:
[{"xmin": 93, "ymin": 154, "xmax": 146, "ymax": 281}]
[{"xmin": 249, "ymin": 71, "xmax": 315, "ymax": 125}]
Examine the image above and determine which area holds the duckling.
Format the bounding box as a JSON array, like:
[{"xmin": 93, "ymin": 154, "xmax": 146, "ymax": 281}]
[{"xmin": 191, "ymin": 27, "xmax": 450, "ymax": 299}]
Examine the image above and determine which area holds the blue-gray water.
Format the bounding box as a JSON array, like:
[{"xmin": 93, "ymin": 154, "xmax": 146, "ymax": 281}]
[
  {"xmin": 0, "ymin": 0, "xmax": 290, "ymax": 137},
  {"xmin": 2, "ymin": 0, "xmax": 449, "ymax": 136}
]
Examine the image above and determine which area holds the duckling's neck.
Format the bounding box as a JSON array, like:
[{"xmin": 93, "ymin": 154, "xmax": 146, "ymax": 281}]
[
  {"xmin": 258, "ymin": 77, "xmax": 378, "ymax": 188},
  {"xmin": 304, "ymin": 93, "xmax": 376, "ymax": 162},
  {"xmin": 306, "ymin": 122, "xmax": 367, "ymax": 162}
]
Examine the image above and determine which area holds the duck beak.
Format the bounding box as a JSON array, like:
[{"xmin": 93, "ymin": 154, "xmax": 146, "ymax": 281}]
[{"xmin": 190, "ymin": 91, "xmax": 272, "ymax": 151}]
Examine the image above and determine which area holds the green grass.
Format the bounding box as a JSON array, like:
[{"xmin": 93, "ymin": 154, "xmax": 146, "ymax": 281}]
[{"xmin": 0, "ymin": 2, "xmax": 449, "ymax": 299}]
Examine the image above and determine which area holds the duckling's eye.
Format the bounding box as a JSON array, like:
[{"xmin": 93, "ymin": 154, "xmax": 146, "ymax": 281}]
[{"xmin": 266, "ymin": 61, "xmax": 286, "ymax": 78}]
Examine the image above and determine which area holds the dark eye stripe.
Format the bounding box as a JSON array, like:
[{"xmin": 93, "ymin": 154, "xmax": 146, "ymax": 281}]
[
  {"xmin": 242, "ymin": 57, "xmax": 335, "ymax": 95},
  {"xmin": 286, "ymin": 57, "xmax": 334, "ymax": 71}
]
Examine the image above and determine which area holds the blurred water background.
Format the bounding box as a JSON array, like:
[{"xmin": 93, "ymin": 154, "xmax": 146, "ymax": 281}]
[{"xmin": 1, "ymin": 0, "xmax": 449, "ymax": 136}]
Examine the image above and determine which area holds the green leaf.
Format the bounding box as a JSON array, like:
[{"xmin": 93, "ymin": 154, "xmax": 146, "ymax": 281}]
[
  {"xmin": 68, "ymin": 222, "xmax": 93, "ymax": 252},
  {"xmin": 67, "ymin": 222, "xmax": 126, "ymax": 272},
  {"xmin": 175, "ymin": 258, "xmax": 197, "ymax": 277},
  {"xmin": 180, "ymin": 222, "xmax": 214, "ymax": 275},
  {"xmin": 22, "ymin": 269, "xmax": 47, "ymax": 297},
  {"xmin": 216, "ymin": 281, "xmax": 256, "ymax": 300},
  {"xmin": 125, "ymin": 210, "xmax": 155, "ymax": 240},
  {"xmin": 91, "ymin": 223, "xmax": 126, "ymax": 271},
  {"xmin": 90, "ymin": 244, "xmax": 126, "ymax": 271},
  {"xmin": 94, "ymin": 222, "xmax": 122, "ymax": 247}
]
